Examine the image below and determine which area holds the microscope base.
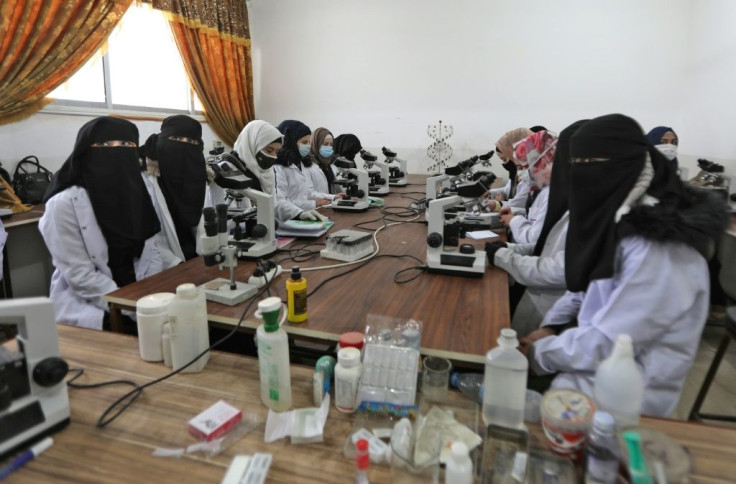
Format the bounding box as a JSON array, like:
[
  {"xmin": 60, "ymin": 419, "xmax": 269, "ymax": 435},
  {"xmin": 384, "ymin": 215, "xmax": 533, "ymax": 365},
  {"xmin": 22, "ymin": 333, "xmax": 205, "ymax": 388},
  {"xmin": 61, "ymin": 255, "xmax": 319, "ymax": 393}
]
[
  {"xmin": 332, "ymin": 199, "xmax": 370, "ymax": 212},
  {"xmin": 202, "ymin": 279, "xmax": 258, "ymax": 306},
  {"xmin": 426, "ymin": 251, "xmax": 486, "ymax": 278},
  {"xmin": 389, "ymin": 177, "xmax": 408, "ymax": 187},
  {"xmin": 369, "ymin": 186, "xmax": 390, "ymax": 196}
]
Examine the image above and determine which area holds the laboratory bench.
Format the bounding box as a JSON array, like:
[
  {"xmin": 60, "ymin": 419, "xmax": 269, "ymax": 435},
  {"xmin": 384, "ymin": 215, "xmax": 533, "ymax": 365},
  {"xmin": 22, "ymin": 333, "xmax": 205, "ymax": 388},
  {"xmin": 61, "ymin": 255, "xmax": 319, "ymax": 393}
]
[
  {"xmin": 105, "ymin": 175, "xmax": 510, "ymax": 365},
  {"xmin": 4, "ymin": 325, "xmax": 736, "ymax": 483}
]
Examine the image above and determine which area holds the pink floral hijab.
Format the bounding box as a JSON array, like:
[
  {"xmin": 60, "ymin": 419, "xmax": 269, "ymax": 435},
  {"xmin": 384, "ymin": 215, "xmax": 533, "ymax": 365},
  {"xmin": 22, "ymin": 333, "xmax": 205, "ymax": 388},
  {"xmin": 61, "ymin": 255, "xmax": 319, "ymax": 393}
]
[{"xmin": 514, "ymin": 130, "xmax": 558, "ymax": 187}]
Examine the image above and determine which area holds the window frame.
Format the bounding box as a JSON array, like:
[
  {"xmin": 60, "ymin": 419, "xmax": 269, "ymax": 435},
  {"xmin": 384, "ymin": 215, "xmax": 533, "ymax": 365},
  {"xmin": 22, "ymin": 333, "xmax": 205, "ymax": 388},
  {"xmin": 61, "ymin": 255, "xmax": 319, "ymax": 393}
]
[{"xmin": 43, "ymin": 11, "xmax": 204, "ymax": 120}]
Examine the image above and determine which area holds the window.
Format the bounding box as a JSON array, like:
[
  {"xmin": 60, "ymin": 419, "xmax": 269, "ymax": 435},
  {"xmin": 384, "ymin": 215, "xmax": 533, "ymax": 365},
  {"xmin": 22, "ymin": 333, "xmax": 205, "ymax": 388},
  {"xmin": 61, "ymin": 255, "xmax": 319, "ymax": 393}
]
[{"xmin": 47, "ymin": 3, "xmax": 202, "ymax": 115}]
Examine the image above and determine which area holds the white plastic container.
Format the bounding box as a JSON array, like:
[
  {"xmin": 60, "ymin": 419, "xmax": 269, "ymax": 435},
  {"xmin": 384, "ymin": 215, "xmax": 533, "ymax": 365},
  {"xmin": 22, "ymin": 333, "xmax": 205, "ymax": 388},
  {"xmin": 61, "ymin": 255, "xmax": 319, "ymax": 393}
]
[
  {"xmin": 445, "ymin": 441, "xmax": 473, "ymax": 484},
  {"xmin": 593, "ymin": 334, "xmax": 643, "ymax": 428},
  {"xmin": 136, "ymin": 292, "xmax": 175, "ymax": 362},
  {"xmin": 335, "ymin": 347, "xmax": 362, "ymax": 413},
  {"xmin": 482, "ymin": 328, "xmax": 528, "ymax": 429},
  {"xmin": 168, "ymin": 283, "xmax": 210, "ymax": 373},
  {"xmin": 256, "ymin": 296, "xmax": 292, "ymax": 412}
]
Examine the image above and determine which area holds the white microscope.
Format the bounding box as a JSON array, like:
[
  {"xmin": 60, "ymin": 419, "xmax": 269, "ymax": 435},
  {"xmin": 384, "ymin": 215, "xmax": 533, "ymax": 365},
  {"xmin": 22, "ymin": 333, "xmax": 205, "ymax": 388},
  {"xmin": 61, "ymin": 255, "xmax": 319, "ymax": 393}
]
[
  {"xmin": 426, "ymin": 195, "xmax": 487, "ymax": 277},
  {"xmin": 361, "ymin": 149, "xmax": 390, "ymax": 196},
  {"xmin": 331, "ymin": 158, "xmax": 371, "ymax": 212},
  {"xmin": 381, "ymin": 147, "xmax": 408, "ymax": 187},
  {"xmin": 0, "ymin": 298, "xmax": 70, "ymax": 457}
]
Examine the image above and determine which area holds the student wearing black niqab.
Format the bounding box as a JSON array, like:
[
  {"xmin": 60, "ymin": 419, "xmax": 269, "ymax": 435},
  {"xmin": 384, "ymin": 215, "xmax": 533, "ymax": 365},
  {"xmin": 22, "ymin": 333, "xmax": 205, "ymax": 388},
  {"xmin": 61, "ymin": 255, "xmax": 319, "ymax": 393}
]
[
  {"xmin": 40, "ymin": 116, "xmax": 163, "ymax": 330},
  {"xmin": 523, "ymin": 113, "xmax": 730, "ymax": 417},
  {"xmin": 153, "ymin": 115, "xmax": 206, "ymax": 261}
]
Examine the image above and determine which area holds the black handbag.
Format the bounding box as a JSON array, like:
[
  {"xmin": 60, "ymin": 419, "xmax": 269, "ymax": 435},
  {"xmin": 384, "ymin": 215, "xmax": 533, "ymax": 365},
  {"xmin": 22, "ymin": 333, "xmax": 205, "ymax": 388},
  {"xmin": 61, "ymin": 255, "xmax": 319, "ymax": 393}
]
[{"xmin": 12, "ymin": 156, "xmax": 52, "ymax": 205}]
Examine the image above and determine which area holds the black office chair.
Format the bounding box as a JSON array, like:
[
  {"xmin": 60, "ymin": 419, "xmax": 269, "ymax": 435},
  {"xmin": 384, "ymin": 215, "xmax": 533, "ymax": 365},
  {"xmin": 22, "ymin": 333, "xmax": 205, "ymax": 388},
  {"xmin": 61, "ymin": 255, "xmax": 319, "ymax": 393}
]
[{"xmin": 689, "ymin": 230, "xmax": 736, "ymax": 422}]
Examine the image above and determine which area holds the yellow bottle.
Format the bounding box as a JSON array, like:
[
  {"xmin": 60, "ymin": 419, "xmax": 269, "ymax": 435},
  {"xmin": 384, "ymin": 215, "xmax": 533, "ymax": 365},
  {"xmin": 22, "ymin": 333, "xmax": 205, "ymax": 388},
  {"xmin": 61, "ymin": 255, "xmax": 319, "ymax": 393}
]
[{"xmin": 286, "ymin": 266, "xmax": 307, "ymax": 323}]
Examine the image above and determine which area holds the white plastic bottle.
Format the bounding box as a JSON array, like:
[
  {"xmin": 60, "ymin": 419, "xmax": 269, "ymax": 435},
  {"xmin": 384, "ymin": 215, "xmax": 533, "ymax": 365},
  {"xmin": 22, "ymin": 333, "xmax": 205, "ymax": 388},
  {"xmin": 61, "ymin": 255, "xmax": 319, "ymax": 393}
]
[
  {"xmin": 482, "ymin": 328, "xmax": 528, "ymax": 429},
  {"xmin": 445, "ymin": 441, "xmax": 473, "ymax": 484},
  {"xmin": 335, "ymin": 347, "xmax": 362, "ymax": 413},
  {"xmin": 256, "ymin": 297, "xmax": 292, "ymax": 412},
  {"xmin": 168, "ymin": 283, "xmax": 210, "ymax": 373},
  {"xmin": 593, "ymin": 334, "xmax": 643, "ymax": 428}
]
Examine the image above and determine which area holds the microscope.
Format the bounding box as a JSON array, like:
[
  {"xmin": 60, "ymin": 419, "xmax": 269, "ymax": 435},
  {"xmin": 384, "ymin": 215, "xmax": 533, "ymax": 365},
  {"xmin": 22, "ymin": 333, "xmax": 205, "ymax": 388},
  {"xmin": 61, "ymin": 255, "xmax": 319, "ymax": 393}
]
[
  {"xmin": 0, "ymin": 298, "xmax": 70, "ymax": 457},
  {"xmin": 199, "ymin": 205, "xmax": 259, "ymax": 306},
  {"xmin": 331, "ymin": 158, "xmax": 371, "ymax": 212},
  {"xmin": 361, "ymin": 149, "xmax": 390, "ymax": 196},
  {"xmin": 208, "ymin": 153, "xmax": 278, "ymax": 258},
  {"xmin": 381, "ymin": 147, "xmax": 408, "ymax": 187},
  {"xmin": 426, "ymin": 196, "xmax": 487, "ymax": 277}
]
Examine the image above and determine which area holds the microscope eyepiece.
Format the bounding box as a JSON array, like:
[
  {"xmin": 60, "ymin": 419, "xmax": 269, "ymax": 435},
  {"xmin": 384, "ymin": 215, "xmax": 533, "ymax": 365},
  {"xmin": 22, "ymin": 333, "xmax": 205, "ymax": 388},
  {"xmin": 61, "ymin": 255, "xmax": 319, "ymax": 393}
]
[{"xmin": 203, "ymin": 207, "xmax": 217, "ymax": 237}]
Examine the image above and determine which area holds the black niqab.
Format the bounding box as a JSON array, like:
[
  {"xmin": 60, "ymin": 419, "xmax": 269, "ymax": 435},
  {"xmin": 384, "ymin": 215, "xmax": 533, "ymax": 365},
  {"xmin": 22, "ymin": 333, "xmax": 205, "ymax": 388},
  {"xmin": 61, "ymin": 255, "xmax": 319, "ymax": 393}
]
[
  {"xmin": 532, "ymin": 119, "xmax": 588, "ymax": 256},
  {"xmin": 565, "ymin": 113, "xmax": 684, "ymax": 292},
  {"xmin": 155, "ymin": 115, "xmax": 206, "ymax": 260},
  {"xmin": 44, "ymin": 116, "xmax": 160, "ymax": 287}
]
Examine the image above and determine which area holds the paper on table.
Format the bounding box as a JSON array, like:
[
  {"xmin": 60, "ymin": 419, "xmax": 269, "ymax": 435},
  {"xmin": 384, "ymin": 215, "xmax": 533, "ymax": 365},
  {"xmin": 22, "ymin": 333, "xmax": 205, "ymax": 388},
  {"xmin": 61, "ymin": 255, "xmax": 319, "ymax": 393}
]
[
  {"xmin": 466, "ymin": 230, "xmax": 500, "ymax": 240},
  {"xmin": 264, "ymin": 394, "xmax": 331, "ymax": 444}
]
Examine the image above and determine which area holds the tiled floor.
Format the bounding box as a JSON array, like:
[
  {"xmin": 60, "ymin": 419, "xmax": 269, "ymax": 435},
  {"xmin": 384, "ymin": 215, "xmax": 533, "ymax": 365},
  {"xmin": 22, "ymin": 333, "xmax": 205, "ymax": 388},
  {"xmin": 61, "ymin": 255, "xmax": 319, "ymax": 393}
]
[{"xmin": 672, "ymin": 322, "xmax": 736, "ymax": 425}]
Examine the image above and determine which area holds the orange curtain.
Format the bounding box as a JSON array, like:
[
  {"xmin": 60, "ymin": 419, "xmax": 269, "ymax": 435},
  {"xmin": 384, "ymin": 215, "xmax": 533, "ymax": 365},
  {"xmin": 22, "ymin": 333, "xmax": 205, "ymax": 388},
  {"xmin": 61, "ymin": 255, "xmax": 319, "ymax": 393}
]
[
  {"xmin": 0, "ymin": 0, "xmax": 133, "ymax": 124},
  {"xmin": 146, "ymin": 0, "xmax": 254, "ymax": 146}
]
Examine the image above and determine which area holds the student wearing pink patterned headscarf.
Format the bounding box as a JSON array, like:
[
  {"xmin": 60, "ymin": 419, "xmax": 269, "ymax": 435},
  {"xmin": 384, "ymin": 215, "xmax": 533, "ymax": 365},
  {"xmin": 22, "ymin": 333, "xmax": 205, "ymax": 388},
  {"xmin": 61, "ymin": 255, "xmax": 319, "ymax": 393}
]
[
  {"xmin": 500, "ymin": 130, "xmax": 558, "ymax": 244},
  {"xmin": 486, "ymin": 127, "xmax": 534, "ymax": 213}
]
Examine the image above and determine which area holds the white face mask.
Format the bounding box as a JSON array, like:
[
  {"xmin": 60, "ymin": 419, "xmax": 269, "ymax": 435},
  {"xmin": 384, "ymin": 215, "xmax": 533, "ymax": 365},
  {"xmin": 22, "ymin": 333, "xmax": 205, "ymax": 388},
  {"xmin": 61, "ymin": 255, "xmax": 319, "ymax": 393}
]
[{"xmin": 656, "ymin": 143, "xmax": 678, "ymax": 161}]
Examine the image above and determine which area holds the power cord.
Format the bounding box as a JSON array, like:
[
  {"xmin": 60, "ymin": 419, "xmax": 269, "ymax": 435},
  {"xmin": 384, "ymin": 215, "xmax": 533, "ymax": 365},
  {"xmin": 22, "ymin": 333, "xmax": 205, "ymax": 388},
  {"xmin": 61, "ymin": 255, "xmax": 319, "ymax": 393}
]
[{"xmin": 67, "ymin": 273, "xmax": 278, "ymax": 428}]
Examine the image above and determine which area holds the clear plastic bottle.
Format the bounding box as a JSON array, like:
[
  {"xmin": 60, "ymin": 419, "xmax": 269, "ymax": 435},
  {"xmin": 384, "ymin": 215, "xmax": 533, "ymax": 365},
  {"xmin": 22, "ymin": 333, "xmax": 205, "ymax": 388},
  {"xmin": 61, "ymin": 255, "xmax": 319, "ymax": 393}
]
[
  {"xmin": 593, "ymin": 334, "xmax": 644, "ymax": 428},
  {"xmin": 585, "ymin": 411, "xmax": 620, "ymax": 484},
  {"xmin": 450, "ymin": 372, "xmax": 484, "ymax": 403},
  {"xmin": 482, "ymin": 328, "xmax": 528, "ymax": 429},
  {"xmin": 256, "ymin": 297, "xmax": 292, "ymax": 411},
  {"xmin": 445, "ymin": 441, "xmax": 473, "ymax": 484},
  {"xmin": 168, "ymin": 283, "xmax": 210, "ymax": 373}
]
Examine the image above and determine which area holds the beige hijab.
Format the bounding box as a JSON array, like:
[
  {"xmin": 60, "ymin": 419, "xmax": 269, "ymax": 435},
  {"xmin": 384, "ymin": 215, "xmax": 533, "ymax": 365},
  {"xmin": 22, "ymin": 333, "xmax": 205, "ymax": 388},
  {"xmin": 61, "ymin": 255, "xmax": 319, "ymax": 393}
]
[
  {"xmin": 310, "ymin": 127, "xmax": 334, "ymax": 168},
  {"xmin": 495, "ymin": 127, "xmax": 532, "ymax": 163}
]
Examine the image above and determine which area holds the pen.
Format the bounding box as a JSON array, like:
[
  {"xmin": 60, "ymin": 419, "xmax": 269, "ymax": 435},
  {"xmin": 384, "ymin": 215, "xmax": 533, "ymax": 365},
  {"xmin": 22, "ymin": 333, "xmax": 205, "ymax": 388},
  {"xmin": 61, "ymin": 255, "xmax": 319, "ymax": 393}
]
[{"xmin": 0, "ymin": 437, "xmax": 54, "ymax": 481}]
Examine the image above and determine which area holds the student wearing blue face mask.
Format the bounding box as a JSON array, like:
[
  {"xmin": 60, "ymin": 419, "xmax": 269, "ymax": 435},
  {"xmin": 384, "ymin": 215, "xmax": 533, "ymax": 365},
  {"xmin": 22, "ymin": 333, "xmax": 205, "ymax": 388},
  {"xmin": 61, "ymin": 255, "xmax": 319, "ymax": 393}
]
[
  {"xmin": 307, "ymin": 127, "xmax": 340, "ymax": 194},
  {"xmin": 274, "ymin": 120, "xmax": 336, "ymax": 213}
]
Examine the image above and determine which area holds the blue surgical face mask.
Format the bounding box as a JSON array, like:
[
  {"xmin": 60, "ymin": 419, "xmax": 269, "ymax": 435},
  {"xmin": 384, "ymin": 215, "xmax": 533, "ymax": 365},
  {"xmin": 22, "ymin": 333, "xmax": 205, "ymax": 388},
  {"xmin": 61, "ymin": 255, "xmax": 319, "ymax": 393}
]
[
  {"xmin": 319, "ymin": 146, "xmax": 334, "ymax": 158},
  {"xmin": 298, "ymin": 143, "xmax": 311, "ymax": 158}
]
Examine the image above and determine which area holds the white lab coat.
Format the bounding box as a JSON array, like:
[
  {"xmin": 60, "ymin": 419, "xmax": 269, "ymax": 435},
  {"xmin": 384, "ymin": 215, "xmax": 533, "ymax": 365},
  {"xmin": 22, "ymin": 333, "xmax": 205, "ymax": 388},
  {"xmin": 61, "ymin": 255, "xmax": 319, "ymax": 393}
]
[
  {"xmin": 0, "ymin": 221, "xmax": 6, "ymax": 280},
  {"xmin": 142, "ymin": 173, "xmax": 205, "ymax": 269},
  {"xmin": 274, "ymin": 163, "xmax": 332, "ymax": 213},
  {"xmin": 508, "ymin": 185, "xmax": 549, "ymax": 245},
  {"xmin": 530, "ymin": 236, "xmax": 709, "ymax": 417},
  {"xmin": 489, "ymin": 175, "xmax": 531, "ymax": 215},
  {"xmin": 304, "ymin": 163, "xmax": 334, "ymax": 195},
  {"xmin": 494, "ymin": 211, "xmax": 569, "ymax": 336},
  {"xmin": 39, "ymin": 186, "xmax": 163, "ymax": 330}
]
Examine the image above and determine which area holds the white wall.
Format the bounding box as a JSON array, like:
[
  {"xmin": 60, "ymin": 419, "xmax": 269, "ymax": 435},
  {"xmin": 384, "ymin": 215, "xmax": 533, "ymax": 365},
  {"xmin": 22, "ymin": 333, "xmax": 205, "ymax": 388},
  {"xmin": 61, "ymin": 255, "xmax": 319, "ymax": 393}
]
[
  {"xmin": 0, "ymin": 112, "xmax": 220, "ymax": 175},
  {"xmin": 249, "ymin": 0, "xmax": 717, "ymax": 174}
]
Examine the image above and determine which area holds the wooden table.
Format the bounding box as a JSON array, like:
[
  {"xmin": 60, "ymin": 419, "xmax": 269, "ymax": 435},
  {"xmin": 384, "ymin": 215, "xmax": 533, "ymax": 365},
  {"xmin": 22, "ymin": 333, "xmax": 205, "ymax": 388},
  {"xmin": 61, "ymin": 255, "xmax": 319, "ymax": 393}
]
[
  {"xmin": 5, "ymin": 326, "xmax": 736, "ymax": 483},
  {"xmin": 105, "ymin": 176, "xmax": 510, "ymax": 364}
]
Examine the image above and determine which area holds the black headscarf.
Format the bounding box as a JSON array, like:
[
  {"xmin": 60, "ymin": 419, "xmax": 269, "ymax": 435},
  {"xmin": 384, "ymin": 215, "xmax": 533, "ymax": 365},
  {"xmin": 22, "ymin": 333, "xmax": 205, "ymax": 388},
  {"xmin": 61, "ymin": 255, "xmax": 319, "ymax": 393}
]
[
  {"xmin": 333, "ymin": 134, "xmax": 363, "ymax": 161},
  {"xmin": 154, "ymin": 115, "xmax": 206, "ymax": 260},
  {"xmin": 138, "ymin": 133, "xmax": 158, "ymax": 170},
  {"xmin": 44, "ymin": 116, "xmax": 160, "ymax": 287},
  {"xmin": 533, "ymin": 120, "xmax": 588, "ymax": 256},
  {"xmin": 276, "ymin": 120, "xmax": 311, "ymax": 168},
  {"xmin": 565, "ymin": 113, "xmax": 686, "ymax": 292}
]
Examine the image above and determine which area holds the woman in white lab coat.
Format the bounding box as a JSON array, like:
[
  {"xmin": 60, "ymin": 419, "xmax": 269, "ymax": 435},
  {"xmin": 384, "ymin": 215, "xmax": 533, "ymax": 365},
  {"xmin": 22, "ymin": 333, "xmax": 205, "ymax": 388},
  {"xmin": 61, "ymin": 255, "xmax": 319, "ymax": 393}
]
[
  {"xmin": 487, "ymin": 120, "xmax": 587, "ymax": 336},
  {"xmin": 274, "ymin": 120, "xmax": 334, "ymax": 211},
  {"xmin": 486, "ymin": 127, "xmax": 533, "ymax": 214},
  {"xmin": 499, "ymin": 130, "xmax": 557, "ymax": 245},
  {"xmin": 307, "ymin": 127, "xmax": 340, "ymax": 194},
  {"xmin": 521, "ymin": 114, "xmax": 730, "ymax": 417},
  {"xmin": 40, "ymin": 117, "xmax": 162, "ymax": 330},
  {"xmin": 140, "ymin": 115, "xmax": 207, "ymax": 269}
]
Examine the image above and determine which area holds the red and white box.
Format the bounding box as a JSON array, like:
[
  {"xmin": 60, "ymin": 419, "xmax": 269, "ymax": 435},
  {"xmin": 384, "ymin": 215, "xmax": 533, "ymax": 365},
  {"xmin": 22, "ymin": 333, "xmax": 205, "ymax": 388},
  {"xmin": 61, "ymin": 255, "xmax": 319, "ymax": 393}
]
[{"xmin": 188, "ymin": 400, "xmax": 243, "ymax": 442}]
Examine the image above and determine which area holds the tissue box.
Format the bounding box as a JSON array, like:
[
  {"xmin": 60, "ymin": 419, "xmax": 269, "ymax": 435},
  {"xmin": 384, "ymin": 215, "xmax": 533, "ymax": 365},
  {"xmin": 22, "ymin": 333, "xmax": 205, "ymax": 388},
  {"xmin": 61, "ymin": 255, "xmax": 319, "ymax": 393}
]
[{"xmin": 188, "ymin": 400, "xmax": 242, "ymax": 442}]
